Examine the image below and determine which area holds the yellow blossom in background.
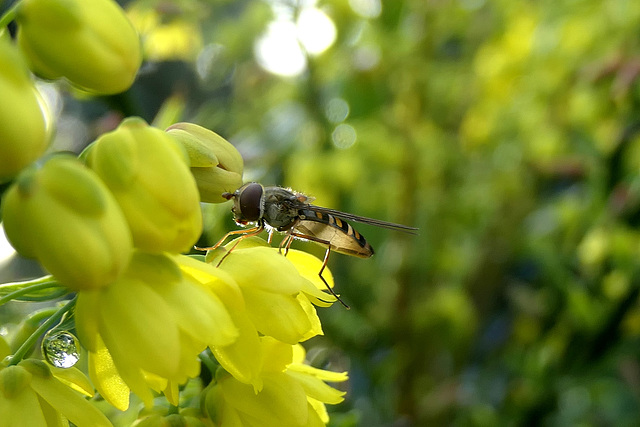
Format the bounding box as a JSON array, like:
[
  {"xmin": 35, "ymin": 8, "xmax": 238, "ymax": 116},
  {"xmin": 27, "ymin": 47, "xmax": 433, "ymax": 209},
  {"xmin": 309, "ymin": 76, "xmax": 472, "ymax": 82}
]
[
  {"xmin": 126, "ymin": 4, "xmax": 203, "ymax": 62},
  {"xmin": 82, "ymin": 117, "xmax": 202, "ymax": 253},
  {"xmin": 0, "ymin": 359, "xmax": 111, "ymax": 427},
  {"xmin": 0, "ymin": 33, "xmax": 50, "ymax": 183},
  {"xmin": 16, "ymin": 0, "xmax": 142, "ymax": 94},
  {"xmin": 1, "ymin": 155, "xmax": 133, "ymax": 291},
  {"xmin": 76, "ymin": 251, "xmax": 238, "ymax": 408}
]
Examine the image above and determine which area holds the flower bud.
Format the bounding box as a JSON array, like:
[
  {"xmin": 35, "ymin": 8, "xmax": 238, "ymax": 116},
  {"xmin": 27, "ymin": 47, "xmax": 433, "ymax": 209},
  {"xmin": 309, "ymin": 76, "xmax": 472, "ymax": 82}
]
[
  {"xmin": 82, "ymin": 117, "xmax": 202, "ymax": 253},
  {"xmin": 0, "ymin": 34, "xmax": 49, "ymax": 183},
  {"xmin": 1, "ymin": 156, "xmax": 133, "ymax": 291},
  {"xmin": 166, "ymin": 123, "xmax": 243, "ymax": 203},
  {"xmin": 16, "ymin": 0, "xmax": 142, "ymax": 94}
]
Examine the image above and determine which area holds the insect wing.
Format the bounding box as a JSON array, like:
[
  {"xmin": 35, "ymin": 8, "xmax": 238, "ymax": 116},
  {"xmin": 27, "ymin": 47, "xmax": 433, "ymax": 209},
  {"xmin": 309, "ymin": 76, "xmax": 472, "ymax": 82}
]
[
  {"xmin": 306, "ymin": 205, "xmax": 418, "ymax": 234},
  {"xmin": 295, "ymin": 209, "xmax": 373, "ymax": 258}
]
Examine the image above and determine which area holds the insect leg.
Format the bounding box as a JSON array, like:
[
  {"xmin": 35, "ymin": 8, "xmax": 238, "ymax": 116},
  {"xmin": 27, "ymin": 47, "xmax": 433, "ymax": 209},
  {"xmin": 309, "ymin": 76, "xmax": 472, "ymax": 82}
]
[
  {"xmin": 279, "ymin": 232, "xmax": 295, "ymax": 256},
  {"xmin": 195, "ymin": 223, "xmax": 265, "ymax": 267},
  {"xmin": 290, "ymin": 232, "xmax": 349, "ymax": 309},
  {"xmin": 194, "ymin": 226, "xmax": 261, "ymax": 251},
  {"xmin": 214, "ymin": 223, "xmax": 265, "ymax": 267}
]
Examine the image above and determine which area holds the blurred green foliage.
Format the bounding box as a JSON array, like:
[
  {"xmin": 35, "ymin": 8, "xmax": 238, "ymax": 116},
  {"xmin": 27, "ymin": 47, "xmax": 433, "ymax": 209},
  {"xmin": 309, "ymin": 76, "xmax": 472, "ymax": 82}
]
[{"xmin": 10, "ymin": 0, "xmax": 640, "ymax": 424}]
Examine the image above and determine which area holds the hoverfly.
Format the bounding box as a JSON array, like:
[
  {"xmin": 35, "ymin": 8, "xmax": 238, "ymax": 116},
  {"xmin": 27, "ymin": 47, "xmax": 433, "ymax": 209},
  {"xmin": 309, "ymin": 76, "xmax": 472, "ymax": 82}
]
[{"xmin": 197, "ymin": 183, "xmax": 418, "ymax": 308}]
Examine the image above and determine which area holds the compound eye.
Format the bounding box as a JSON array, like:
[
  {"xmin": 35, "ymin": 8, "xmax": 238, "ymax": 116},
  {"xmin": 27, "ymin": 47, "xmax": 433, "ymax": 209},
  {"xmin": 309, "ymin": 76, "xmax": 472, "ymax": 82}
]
[{"xmin": 238, "ymin": 183, "xmax": 263, "ymax": 221}]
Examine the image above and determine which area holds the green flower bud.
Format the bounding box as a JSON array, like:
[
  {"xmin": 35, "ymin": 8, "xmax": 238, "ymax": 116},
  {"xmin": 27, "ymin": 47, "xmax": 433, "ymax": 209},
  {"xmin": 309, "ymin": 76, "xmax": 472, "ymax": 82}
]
[
  {"xmin": 166, "ymin": 123, "xmax": 243, "ymax": 203},
  {"xmin": 16, "ymin": 0, "xmax": 142, "ymax": 94},
  {"xmin": 0, "ymin": 34, "xmax": 49, "ymax": 183},
  {"xmin": 1, "ymin": 156, "xmax": 133, "ymax": 291},
  {"xmin": 0, "ymin": 365, "xmax": 33, "ymax": 399},
  {"xmin": 82, "ymin": 117, "xmax": 202, "ymax": 253}
]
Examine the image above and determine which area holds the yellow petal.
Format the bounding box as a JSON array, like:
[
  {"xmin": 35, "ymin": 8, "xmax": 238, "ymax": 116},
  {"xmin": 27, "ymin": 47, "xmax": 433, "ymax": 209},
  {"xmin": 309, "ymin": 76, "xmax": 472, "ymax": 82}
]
[
  {"xmin": 285, "ymin": 249, "xmax": 334, "ymax": 290},
  {"xmin": 224, "ymin": 235, "xmax": 270, "ymax": 251},
  {"xmin": 0, "ymin": 385, "xmax": 47, "ymax": 427},
  {"xmin": 285, "ymin": 370, "xmax": 346, "ymax": 405},
  {"xmin": 142, "ymin": 371, "xmax": 167, "ymax": 393},
  {"xmin": 28, "ymin": 374, "xmax": 112, "ymax": 427},
  {"xmin": 211, "ymin": 310, "xmax": 263, "ymax": 390},
  {"xmin": 297, "ymin": 280, "xmax": 337, "ymax": 307},
  {"xmin": 99, "ymin": 277, "xmax": 180, "ymax": 378},
  {"xmin": 292, "ymin": 344, "xmax": 306, "ymax": 364},
  {"xmin": 155, "ymin": 274, "xmax": 238, "ymax": 347},
  {"xmin": 38, "ymin": 396, "xmax": 67, "ymax": 427},
  {"xmin": 220, "ymin": 247, "xmax": 308, "ymax": 295},
  {"xmin": 50, "ymin": 366, "xmax": 94, "ymax": 397},
  {"xmin": 307, "ymin": 399, "xmax": 329, "ymax": 425},
  {"xmin": 166, "ymin": 122, "xmax": 244, "ymax": 203},
  {"xmin": 111, "ymin": 360, "xmax": 153, "ymax": 408},
  {"xmin": 221, "ymin": 372, "xmax": 308, "ymax": 427},
  {"xmin": 243, "ymin": 288, "xmax": 312, "ymax": 345},
  {"xmin": 170, "ymin": 331, "xmax": 202, "ymax": 385},
  {"xmin": 260, "ymin": 337, "xmax": 293, "ymax": 373},
  {"xmin": 75, "ymin": 289, "xmax": 102, "ymax": 352},
  {"xmin": 297, "ymin": 294, "xmax": 324, "ymax": 341},
  {"xmin": 163, "ymin": 381, "xmax": 180, "ymax": 407},
  {"xmin": 217, "ymin": 405, "xmax": 245, "ymax": 427},
  {"xmin": 287, "ymin": 364, "xmax": 348, "ymax": 383},
  {"xmin": 88, "ymin": 337, "xmax": 130, "ymax": 411},
  {"xmin": 176, "ymin": 254, "xmax": 245, "ymax": 312}
]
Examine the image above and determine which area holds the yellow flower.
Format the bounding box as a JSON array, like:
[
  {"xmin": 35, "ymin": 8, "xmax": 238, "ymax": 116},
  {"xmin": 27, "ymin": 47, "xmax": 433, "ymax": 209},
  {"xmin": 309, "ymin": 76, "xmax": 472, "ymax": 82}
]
[
  {"xmin": 207, "ymin": 238, "xmax": 337, "ymax": 345},
  {"xmin": 203, "ymin": 338, "xmax": 347, "ymax": 427},
  {"xmin": 82, "ymin": 117, "xmax": 202, "ymax": 253},
  {"xmin": 0, "ymin": 359, "xmax": 111, "ymax": 427},
  {"xmin": 16, "ymin": 0, "xmax": 142, "ymax": 94},
  {"xmin": 286, "ymin": 344, "xmax": 348, "ymax": 424},
  {"xmin": 1, "ymin": 155, "xmax": 133, "ymax": 291},
  {"xmin": 0, "ymin": 33, "xmax": 49, "ymax": 183},
  {"xmin": 177, "ymin": 254, "xmax": 264, "ymax": 390},
  {"xmin": 76, "ymin": 251, "xmax": 238, "ymax": 408},
  {"xmin": 166, "ymin": 123, "xmax": 244, "ymax": 203},
  {"xmin": 127, "ymin": 5, "xmax": 203, "ymax": 62}
]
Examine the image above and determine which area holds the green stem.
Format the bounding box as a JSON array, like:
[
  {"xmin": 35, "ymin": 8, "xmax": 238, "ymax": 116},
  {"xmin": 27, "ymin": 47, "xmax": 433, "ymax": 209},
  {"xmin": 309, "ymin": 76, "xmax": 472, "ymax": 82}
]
[
  {"xmin": 198, "ymin": 352, "xmax": 219, "ymax": 380},
  {"xmin": 0, "ymin": 280, "xmax": 66, "ymax": 306},
  {"xmin": 24, "ymin": 307, "xmax": 58, "ymax": 327},
  {"xmin": 0, "ymin": 275, "xmax": 56, "ymax": 291},
  {"xmin": 8, "ymin": 298, "xmax": 76, "ymax": 366},
  {"xmin": 0, "ymin": 2, "xmax": 19, "ymax": 29}
]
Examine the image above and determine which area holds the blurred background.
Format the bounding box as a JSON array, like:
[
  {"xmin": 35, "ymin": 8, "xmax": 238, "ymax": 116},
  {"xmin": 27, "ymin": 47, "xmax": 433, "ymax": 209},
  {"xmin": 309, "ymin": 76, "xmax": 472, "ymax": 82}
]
[{"xmin": 3, "ymin": 0, "xmax": 640, "ymax": 425}]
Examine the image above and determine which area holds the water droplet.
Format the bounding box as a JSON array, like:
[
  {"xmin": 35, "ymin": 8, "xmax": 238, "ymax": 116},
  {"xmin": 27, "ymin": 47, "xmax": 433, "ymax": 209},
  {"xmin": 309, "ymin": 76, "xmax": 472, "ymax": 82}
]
[{"xmin": 42, "ymin": 331, "xmax": 79, "ymax": 368}]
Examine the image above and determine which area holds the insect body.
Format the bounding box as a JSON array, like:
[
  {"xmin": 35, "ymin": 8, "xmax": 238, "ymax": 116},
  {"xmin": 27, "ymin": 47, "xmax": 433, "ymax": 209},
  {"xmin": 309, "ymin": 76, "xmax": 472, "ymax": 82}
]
[{"xmin": 200, "ymin": 182, "xmax": 418, "ymax": 308}]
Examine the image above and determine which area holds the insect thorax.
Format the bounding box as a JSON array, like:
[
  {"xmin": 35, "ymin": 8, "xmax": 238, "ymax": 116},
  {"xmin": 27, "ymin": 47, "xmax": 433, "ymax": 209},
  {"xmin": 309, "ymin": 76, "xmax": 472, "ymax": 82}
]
[{"xmin": 262, "ymin": 187, "xmax": 304, "ymax": 230}]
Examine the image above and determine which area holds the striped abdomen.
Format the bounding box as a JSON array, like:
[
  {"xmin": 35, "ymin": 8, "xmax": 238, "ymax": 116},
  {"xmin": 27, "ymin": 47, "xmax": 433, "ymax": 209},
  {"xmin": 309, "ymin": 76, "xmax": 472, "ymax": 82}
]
[{"xmin": 295, "ymin": 208, "xmax": 374, "ymax": 258}]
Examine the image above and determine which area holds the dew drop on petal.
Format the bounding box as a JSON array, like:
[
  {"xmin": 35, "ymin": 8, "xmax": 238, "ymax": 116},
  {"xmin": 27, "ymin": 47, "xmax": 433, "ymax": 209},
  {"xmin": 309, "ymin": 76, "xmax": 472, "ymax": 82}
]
[{"xmin": 42, "ymin": 331, "xmax": 80, "ymax": 368}]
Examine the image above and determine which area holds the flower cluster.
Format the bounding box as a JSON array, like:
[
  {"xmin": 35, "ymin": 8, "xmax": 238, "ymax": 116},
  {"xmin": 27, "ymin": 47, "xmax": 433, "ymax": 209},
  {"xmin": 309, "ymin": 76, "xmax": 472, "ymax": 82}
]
[
  {"xmin": 0, "ymin": 336, "xmax": 111, "ymax": 427},
  {"xmin": 0, "ymin": 2, "xmax": 348, "ymax": 425}
]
